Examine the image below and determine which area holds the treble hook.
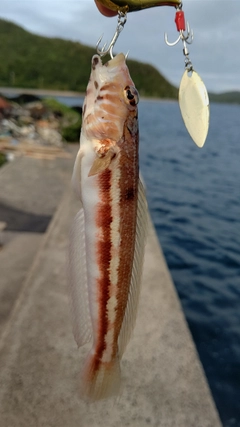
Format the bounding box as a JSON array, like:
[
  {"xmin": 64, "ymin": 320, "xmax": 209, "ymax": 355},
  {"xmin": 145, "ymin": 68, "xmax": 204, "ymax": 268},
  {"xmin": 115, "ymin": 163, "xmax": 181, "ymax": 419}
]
[
  {"xmin": 164, "ymin": 5, "xmax": 193, "ymax": 47},
  {"xmin": 96, "ymin": 11, "xmax": 127, "ymax": 59},
  {"xmin": 165, "ymin": 21, "xmax": 193, "ymax": 46},
  {"xmin": 164, "ymin": 6, "xmax": 194, "ymax": 72}
]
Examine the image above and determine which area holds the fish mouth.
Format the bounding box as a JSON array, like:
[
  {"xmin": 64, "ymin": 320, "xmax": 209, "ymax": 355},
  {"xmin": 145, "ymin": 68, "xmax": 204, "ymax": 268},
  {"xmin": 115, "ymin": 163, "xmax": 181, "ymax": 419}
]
[
  {"xmin": 91, "ymin": 53, "xmax": 126, "ymax": 72},
  {"xmin": 105, "ymin": 53, "xmax": 126, "ymax": 69}
]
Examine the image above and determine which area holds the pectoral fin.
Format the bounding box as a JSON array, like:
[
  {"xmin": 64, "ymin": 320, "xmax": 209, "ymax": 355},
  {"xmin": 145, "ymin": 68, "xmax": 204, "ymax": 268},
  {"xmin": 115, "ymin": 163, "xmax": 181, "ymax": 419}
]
[{"xmin": 88, "ymin": 147, "xmax": 118, "ymax": 177}]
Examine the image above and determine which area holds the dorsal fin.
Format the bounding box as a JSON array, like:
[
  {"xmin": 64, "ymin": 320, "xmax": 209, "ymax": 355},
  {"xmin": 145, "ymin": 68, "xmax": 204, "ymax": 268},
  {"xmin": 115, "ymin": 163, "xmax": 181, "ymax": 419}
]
[{"xmin": 118, "ymin": 178, "xmax": 148, "ymax": 357}]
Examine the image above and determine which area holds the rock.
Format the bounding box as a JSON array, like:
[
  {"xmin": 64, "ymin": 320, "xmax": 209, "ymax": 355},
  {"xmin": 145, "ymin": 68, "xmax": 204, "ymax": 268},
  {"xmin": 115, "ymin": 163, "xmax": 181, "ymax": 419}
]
[
  {"xmin": 36, "ymin": 126, "xmax": 63, "ymax": 147},
  {"xmin": 25, "ymin": 101, "xmax": 47, "ymax": 120}
]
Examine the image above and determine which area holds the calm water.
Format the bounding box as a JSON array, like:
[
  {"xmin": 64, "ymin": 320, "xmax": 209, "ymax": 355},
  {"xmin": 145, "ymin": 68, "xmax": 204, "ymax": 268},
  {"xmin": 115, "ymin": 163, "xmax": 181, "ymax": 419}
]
[
  {"xmin": 138, "ymin": 100, "xmax": 240, "ymax": 427},
  {"xmin": 60, "ymin": 95, "xmax": 240, "ymax": 426}
]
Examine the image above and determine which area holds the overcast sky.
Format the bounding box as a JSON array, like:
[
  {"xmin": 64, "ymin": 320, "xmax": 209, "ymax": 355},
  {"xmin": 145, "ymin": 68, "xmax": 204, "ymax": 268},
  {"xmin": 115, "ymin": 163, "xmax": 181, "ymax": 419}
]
[{"xmin": 1, "ymin": 0, "xmax": 239, "ymax": 93}]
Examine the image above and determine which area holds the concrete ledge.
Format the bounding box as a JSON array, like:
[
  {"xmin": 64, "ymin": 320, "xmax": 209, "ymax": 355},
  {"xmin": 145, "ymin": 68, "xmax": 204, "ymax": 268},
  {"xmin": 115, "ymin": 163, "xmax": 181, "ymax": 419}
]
[
  {"xmin": 0, "ymin": 150, "xmax": 75, "ymax": 339},
  {"xmin": 0, "ymin": 182, "xmax": 222, "ymax": 426},
  {"xmin": 0, "ymin": 232, "xmax": 42, "ymax": 337}
]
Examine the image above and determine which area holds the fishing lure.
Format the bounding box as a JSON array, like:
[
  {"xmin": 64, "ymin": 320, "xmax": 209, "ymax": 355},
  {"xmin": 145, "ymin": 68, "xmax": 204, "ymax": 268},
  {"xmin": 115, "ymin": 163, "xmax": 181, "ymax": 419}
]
[
  {"xmin": 96, "ymin": 0, "xmax": 181, "ymax": 13},
  {"xmin": 165, "ymin": 4, "xmax": 210, "ymax": 147}
]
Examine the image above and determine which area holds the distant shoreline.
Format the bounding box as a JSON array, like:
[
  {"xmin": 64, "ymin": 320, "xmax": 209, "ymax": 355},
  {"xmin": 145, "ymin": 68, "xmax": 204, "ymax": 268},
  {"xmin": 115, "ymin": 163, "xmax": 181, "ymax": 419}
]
[
  {"xmin": 1, "ymin": 87, "xmax": 240, "ymax": 106},
  {"xmin": 0, "ymin": 87, "xmax": 86, "ymax": 98},
  {"xmin": 0, "ymin": 87, "xmax": 177, "ymax": 103}
]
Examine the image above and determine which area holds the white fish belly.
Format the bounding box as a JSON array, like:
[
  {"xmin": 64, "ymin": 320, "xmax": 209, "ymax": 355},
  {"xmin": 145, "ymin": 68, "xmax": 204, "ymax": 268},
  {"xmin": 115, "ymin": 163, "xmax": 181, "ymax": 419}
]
[{"xmin": 80, "ymin": 143, "xmax": 102, "ymax": 346}]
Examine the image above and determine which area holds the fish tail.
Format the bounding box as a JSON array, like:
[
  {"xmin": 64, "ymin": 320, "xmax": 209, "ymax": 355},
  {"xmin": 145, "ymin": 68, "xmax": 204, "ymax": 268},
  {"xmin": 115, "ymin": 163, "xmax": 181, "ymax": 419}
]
[{"xmin": 79, "ymin": 352, "xmax": 121, "ymax": 402}]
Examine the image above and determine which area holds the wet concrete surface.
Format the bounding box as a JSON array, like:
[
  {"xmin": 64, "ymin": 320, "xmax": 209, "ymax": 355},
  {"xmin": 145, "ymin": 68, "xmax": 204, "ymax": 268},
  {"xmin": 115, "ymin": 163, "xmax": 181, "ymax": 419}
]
[{"xmin": 0, "ymin": 201, "xmax": 51, "ymax": 233}]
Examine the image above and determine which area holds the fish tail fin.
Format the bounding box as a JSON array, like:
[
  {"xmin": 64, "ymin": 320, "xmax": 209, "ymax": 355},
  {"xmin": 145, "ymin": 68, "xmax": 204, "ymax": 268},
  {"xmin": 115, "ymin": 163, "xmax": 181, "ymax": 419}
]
[{"xmin": 79, "ymin": 352, "xmax": 121, "ymax": 402}]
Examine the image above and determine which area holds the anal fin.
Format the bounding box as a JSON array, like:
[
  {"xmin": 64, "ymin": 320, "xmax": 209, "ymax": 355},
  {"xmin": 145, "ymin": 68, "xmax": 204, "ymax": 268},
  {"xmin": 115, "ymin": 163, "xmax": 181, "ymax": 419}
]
[
  {"xmin": 68, "ymin": 208, "xmax": 92, "ymax": 347},
  {"xmin": 72, "ymin": 149, "xmax": 83, "ymax": 201}
]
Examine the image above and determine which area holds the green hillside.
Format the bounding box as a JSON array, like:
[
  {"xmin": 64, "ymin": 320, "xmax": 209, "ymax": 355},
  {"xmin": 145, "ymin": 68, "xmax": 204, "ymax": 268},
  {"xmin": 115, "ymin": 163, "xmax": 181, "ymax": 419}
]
[
  {"xmin": 0, "ymin": 18, "xmax": 177, "ymax": 99},
  {"xmin": 209, "ymin": 91, "xmax": 240, "ymax": 104}
]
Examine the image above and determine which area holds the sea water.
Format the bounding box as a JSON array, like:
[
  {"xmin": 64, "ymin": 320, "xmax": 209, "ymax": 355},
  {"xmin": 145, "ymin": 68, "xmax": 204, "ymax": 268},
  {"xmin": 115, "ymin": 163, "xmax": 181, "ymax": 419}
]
[{"xmin": 139, "ymin": 99, "xmax": 240, "ymax": 427}]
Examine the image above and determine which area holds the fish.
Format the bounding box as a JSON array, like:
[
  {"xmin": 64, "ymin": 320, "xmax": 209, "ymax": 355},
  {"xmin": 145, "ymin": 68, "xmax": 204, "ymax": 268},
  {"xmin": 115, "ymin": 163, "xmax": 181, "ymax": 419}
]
[{"xmin": 68, "ymin": 53, "xmax": 148, "ymax": 402}]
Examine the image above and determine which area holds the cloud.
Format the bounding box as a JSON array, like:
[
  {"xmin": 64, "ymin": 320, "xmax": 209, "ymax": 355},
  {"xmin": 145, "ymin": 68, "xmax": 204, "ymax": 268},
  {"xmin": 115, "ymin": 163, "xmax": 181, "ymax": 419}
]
[{"xmin": 0, "ymin": 0, "xmax": 239, "ymax": 92}]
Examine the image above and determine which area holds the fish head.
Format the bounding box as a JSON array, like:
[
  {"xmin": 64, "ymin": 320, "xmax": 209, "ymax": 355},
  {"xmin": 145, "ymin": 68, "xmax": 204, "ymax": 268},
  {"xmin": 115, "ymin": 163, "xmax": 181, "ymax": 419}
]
[{"xmin": 82, "ymin": 54, "xmax": 139, "ymax": 142}]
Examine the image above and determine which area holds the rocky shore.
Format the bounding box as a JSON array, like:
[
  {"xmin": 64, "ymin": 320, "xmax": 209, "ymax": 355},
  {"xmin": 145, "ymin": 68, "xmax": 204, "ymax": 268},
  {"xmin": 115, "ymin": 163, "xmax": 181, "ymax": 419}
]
[{"xmin": 0, "ymin": 94, "xmax": 82, "ymax": 162}]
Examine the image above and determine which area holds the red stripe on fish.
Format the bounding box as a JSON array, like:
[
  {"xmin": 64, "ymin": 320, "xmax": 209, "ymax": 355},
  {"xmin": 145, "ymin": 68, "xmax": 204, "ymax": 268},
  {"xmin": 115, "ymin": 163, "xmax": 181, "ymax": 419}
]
[{"xmin": 94, "ymin": 169, "xmax": 113, "ymax": 370}]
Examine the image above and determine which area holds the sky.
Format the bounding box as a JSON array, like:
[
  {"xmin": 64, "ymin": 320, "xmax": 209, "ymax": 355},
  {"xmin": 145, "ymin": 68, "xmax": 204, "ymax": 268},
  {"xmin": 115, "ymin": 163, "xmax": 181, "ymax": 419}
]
[{"xmin": 0, "ymin": 0, "xmax": 239, "ymax": 93}]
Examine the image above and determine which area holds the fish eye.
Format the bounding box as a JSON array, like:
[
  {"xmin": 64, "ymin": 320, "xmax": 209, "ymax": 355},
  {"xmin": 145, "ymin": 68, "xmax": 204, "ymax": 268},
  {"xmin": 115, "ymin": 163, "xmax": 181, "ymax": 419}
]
[{"xmin": 124, "ymin": 85, "xmax": 139, "ymax": 106}]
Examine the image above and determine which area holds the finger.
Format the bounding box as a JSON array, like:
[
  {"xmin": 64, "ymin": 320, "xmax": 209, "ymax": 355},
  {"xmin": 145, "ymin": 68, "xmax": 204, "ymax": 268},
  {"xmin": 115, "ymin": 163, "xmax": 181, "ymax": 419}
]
[{"xmin": 94, "ymin": 0, "xmax": 118, "ymax": 16}]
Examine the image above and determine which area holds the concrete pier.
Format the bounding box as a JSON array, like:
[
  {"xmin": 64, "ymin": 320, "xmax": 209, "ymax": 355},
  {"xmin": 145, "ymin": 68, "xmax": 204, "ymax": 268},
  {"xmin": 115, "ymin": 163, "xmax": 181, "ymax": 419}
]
[{"xmin": 0, "ymin": 150, "xmax": 222, "ymax": 426}]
